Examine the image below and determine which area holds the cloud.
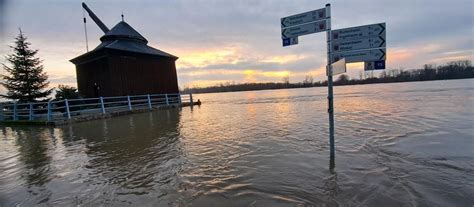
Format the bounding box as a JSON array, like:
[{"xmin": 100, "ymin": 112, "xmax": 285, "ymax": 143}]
[{"xmin": 0, "ymin": 0, "xmax": 472, "ymax": 89}]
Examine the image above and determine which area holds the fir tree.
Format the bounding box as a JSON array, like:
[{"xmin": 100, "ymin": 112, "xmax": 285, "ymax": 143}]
[
  {"xmin": 1, "ymin": 29, "xmax": 53, "ymax": 102},
  {"xmin": 54, "ymin": 85, "xmax": 79, "ymax": 100}
]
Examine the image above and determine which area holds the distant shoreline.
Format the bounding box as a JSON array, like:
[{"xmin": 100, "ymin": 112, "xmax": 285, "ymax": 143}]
[
  {"xmin": 181, "ymin": 77, "xmax": 473, "ymax": 95},
  {"xmin": 181, "ymin": 60, "xmax": 473, "ymax": 95}
]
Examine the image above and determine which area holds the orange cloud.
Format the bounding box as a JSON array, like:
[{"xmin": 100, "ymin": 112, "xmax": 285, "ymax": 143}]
[
  {"xmin": 176, "ymin": 45, "xmax": 244, "ymax": 69},
  {"xmin": 260, "ymin": 54, "xmax": 308, "ymax": 64},
  {"xmin": 184, "ymin": 79, "xmax": 235, "ymax": 88},
  {"xmin": 387, "ymin": 48, "xmax": 413, "ymax": 65}
]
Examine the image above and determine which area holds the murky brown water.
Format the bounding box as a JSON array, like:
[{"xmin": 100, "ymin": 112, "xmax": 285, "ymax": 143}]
[{"xmin": 1, "ymin": 79, "xmax": 473, "ymax": 206}]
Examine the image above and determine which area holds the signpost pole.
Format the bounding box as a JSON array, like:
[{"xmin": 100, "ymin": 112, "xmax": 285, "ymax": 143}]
[
  {"xmin": 280, "ymin": 4, "xmax": 386, "ymax": 170},
  {"xmin": 325, "ymin": 3, "xmax": 335, "ymax": 162}
]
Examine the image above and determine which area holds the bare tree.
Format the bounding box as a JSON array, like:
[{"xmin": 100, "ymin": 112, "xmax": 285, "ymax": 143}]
[
  {"xmin": 303, "ymin": 75, "xmax": 314, "ymax": 86},
  {"xmin": 282, "ymin": 76, "xmax": 290, "ymax": 85}
]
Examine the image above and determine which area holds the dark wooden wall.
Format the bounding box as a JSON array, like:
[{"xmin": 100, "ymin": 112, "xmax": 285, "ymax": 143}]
[
  {"xmin": 75, "ymin": 50, "xmax": 179, "ymax": 97},
  {"xmin": 75, "ymin": 56, "xmax": 110, "ymax": 97}
]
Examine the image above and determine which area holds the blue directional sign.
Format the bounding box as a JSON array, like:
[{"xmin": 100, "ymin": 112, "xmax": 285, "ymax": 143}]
[
  {"xmin": 374, "ymin": 60, "xmax": 385, "ymax": 69},
  {"xmin": 364, "ymin": 60, "xmax": 386, "ymax": 71},
  {"xmin": 283, "ymin": 37, "xmax": 298, "ymax": 47}
]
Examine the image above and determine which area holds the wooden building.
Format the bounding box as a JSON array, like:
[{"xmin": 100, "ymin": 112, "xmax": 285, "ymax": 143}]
[{"xmin": 71, "ymin": 4, "xmax": 179, "ymax": 97}]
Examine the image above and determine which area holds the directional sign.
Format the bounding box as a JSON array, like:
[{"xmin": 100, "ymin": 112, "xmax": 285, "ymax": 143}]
[
  {"xmin": 281, "ymin": 20, "xmax": 327, "ymax": 39},
  {"xmin": 365, "ymin": 60, "xmax": 385, "ymax": 70},
  {"xmin": 332, "ymin": 23, "xmax": 385, "ymax": 42},
  {"xmin": 331, "ymin": 48, "xmax": 386, "ymax": 63},
  {"xmin": 332, "ymin": 36, "xmax": 385, "ymax": 52},
  {"xmin": 328, "ymin": 58, "xmax": 346, "ymax": 76},
  {"xmin": 281, "ymin": 8, "xmax": 327, "ymax": 28},
  {"xmin": 283, "ymin": 37, "xmax": 298, "ymax": 47}
]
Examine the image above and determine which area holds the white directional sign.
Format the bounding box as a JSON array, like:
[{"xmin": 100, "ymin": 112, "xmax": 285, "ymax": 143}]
[
  {"xmin": 281, "ymin": 20, "xmax": 328, "ymax": 39},
  {"xmin": 332, "ymin": 36, "xmax": 385, "ymax": 52},
  {"xmin": 331, "ymin": 48, "xmax": 386, "ymax": 63},
  {"xmin": 281, "ymin": 8, "xmax": 327, "ymax": 28},
  {"xmin": 329, "ymin": 58, "xmax": 346, "ymax": 76},
  {"xmin": 332, "ymin": 23, "xmax": 385, "ymax": 42}
]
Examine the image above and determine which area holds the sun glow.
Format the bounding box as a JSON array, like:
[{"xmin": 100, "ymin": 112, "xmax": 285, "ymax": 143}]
[{"xmin": 176, "ymin": 46, "xmax": 243, "ymax": 69}]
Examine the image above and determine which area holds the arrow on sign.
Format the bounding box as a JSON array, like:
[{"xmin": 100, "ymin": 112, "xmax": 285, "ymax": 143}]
[
  {"xmin": 281, "ymin": 20, "xmax": 328, "ymax": 39},
  {"xmin": 332, "ymin": 48, "xmax": 386, "ymax": 63},
  {"xmin": 378, "ymin": 24, "xmax": 385, "ymax": 36},
  {"xmin": 378, "ymin": 36, "xmax": 385, "ymax": 47}
]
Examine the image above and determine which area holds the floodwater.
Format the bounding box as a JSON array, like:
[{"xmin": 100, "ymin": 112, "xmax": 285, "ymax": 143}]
[{"xmin": 1, "ymin": 79, "xmax": 473, "ymax": 206}]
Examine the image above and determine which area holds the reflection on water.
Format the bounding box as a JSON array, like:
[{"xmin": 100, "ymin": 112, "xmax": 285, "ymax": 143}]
[
  {"xmin": 0, "ymin": 109, "xmax": 184, "ymax": 206},
  {"xmin": 1, "ymin": 79, "xmax": 474, "ymax": 206},
  {"xmin": 16, "ymin": 128, "xmax": 53, "ymax": 187}
]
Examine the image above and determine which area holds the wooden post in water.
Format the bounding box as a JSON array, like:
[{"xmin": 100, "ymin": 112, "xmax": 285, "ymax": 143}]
[
  {"xmin": 65, "ymin": 99, "xmax": 71, "ymax": 119},
  {"xmin": 190, "ymin": 94, "xmax": 193, "ymax": 106},
  {"xmin": 165, "ymin": 94, "xmax": 169, "ymax": 105}
]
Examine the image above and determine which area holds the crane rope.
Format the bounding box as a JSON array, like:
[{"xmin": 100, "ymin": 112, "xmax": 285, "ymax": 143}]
[{"xmin": 83, "ymin": 7, "xmax": 89, "ymax": 52}]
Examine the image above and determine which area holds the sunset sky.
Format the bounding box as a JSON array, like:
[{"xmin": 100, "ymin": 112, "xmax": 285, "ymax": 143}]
[{"xmin": 0, "ymin": 0, "xmax": 472, "ymax": 91}]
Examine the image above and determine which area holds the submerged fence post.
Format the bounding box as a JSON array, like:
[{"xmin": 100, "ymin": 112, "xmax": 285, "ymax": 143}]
[
  {"xmin": 190, "ymin": 93, "xmax": 193, "ymax": 106},
  {"xmin": 47, "ymin": 101, "xmax": 52, "ymax": 121},
  {"xmin": 13, "ymin": 102, "xmax": 18, "ymax": 121},
  {"xmin": 147, "ymin": 94, "xmax": 152, "ymax": 109},
  {"xmin": 65, "ymin": 99, "xmax": 71, "ymax": 119},
  {"xmin": 127, "ymin": 95, "xmax": 132, "ymax": 110},
  {"xmin": 100, "ymin": 97, "xmax": 105, "ymax": 114},
  {"xmin": 0, "ymin": 103, "xmax": 4, "ymax": 121},
  {"xmin": 29, "ymin": 103, "xmax": 33, "ymax": 121},
  {"xmin": 165, "ymin": 94, "xmax": 169, "ymax": 105}
]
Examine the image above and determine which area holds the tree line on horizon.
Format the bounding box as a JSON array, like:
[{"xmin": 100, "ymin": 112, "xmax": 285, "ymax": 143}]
[{"xmin": 181, "ymin": 60, "xmax": 474, "ymax": 94}]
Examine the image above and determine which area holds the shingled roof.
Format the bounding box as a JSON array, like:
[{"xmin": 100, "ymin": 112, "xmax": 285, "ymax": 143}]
[
  {"xmin": 100, "ymin": 21, "xmax": 148, "ymax": 43},
  {"xmin": 71, "ymin": 21, "xmax": 177, "ymax": 63}
]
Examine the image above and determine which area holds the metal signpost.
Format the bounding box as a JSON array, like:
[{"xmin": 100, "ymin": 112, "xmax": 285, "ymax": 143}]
[{"xmin": 280, "ymin": 4, "xmax": 387, "ymax": 166}]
